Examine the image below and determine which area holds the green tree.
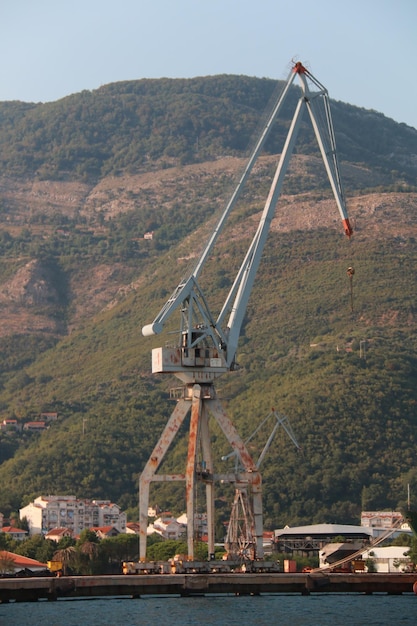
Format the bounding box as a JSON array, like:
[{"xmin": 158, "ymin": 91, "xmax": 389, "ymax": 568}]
[
  {"xmin": 0, "ymin": 552, "xmax": 16, "ymax": 574},
  {"xmin": 53, "ymin": 546, "xmax": 77, "ymax": 575},
  {"xmin": 96, "ymin": 534, "xmax": 140, "ymax": 574},
  {"xmin": 76, "ymin": 541, "xmax": 100, "ymax": 575},
  {"xmin": 406, "ymin": 537, "xmax": 417, "ymax": 569},
  {"xmin": 15, "ymin": 534, "xmax": 55, "ymax": 564},
  {"xmin": 56, "ymin": 535, "xmax": 76, "ymax": 550},
  {"xmin": 365, "ymin": 557, "xmax": 377, "ymax": 573},
  {"xmin": 146, "ymin": 540, "xmax": 188, "ymax": 561},
  {"xmin": 77, "ymin": 529, "xmax": 99, "ymax": 545},
  {"xmin": 389, "ymin": 533, "xmax": 412, "ymax": 547},
  {"xmin": 0, "ymin": 533, "xmax": 13, "ymax": 551}
]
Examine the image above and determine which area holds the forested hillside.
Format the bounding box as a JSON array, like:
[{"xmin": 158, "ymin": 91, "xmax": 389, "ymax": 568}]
[
  {"xmin": 1, "ymin": 75, "xmax": 416, "ymax": 182},
  {"xmin": 0, "ymin": 74, "xmax": 416, "ymax": 532}
]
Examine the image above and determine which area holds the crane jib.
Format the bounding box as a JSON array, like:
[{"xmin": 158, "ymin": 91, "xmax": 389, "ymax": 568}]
[{"xmin": 142, "ymin": 61, "xmax": 353, "ymax": 350}]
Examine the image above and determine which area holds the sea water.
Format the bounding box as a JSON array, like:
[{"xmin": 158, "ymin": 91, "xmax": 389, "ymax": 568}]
[{"xmin": 2, "ymin": 593, "xmax": 417, "ymax": 626}]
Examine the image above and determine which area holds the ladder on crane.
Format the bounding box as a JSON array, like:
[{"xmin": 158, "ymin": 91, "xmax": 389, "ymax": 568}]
[{"xmin": 139, "ymin": 61, "xmax": 352, "ymax": 561}]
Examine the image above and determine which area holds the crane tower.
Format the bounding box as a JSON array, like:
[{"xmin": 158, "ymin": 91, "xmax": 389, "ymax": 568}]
[{"xmin": 139, "ymin": 61, "xmax": 352, "ymax": 561}]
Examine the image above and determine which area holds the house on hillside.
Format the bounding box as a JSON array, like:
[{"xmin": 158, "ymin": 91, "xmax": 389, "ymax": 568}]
[
  {"xmin": 23, "ymin": 421, "xmax": 47, "ymax": 432},
  {"xmin": 0, "ymin": 526, "xmax": 28, "ymax": 541},
  {"xmin": 126, "ymin": 522, "xmax": 140, "ymax": 535},
  {"xmin": 0, "ymin": 419, "xmax": 19, "ymax": 431},
  {"xmin": 94, "ymin": 500, "xmax": 126, "ymax": 533},
  {"xmin": 40, "ymin": 412, "xmax": 58, "ymax": 422},
  {"xmin": 177, "ymin": 512, "xmax": 207, "ymax": 538},
  {"xmin": 150, "ymin": 513, "xmax": 186, "ymax": 540},
  {"xmin": 92, "ymin": 526, "xmax": 119, "ymax": 539},
  {"xmin": 45, "ymin": 527, "xmax": 73, "ymax": 543}
]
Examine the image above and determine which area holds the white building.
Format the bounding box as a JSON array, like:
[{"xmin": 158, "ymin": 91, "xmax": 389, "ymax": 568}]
[
  {"xmin": 149, "ymin": 513, "xmax": 186, "ymax": 540},
  {"xmin": 360, "ymin": 511, "xmax": 413, "ymax": 539},
  {"xmin": 361, "ymin": 511, "xmax": 403, "ymax": 528},
  {"xmin": 0, "ymin": 526, "xmax": 28, "ymax": 541},
  {"xmin": 362, "ymin": 546, "xmax": 411, "ymax": 573},
  {"xmin": 177, "ymin": 512, "xmax": 208, "ymax": 539},
  {"xmin": 20, "ymin": 495, "xmax": 126, "ymax": 535}
]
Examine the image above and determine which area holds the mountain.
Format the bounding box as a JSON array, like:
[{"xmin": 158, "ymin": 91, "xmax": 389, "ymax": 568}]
[
  {"xmin": 1, "ymin": 75, "xmax": 416, "ymax": 182},
  {"xmin": 0, "ymin": 75, "xmax": 416, "ymax": 530}
]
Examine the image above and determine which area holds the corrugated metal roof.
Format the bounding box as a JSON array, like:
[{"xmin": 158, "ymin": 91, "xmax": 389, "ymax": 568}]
[{"xmin": 274, "ymin": 523, "xmax": 374, "ymax": 537}]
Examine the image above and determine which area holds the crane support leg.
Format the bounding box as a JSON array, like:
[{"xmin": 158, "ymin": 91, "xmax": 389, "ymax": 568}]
[
  {"xmin": 139, "ymin": 398, "xmax": 191, "ymax": 559},
  {"xmin": 185, "ymin": 385, "xmax": 202, "ymax": 558},
  {"xmin": 187, "ymin": 387, "xmax": 237, "ymax": 559},
  {"xmin": 207, "ymin": 396, "xmax": 264, "ymax": 558},
  {"xmin": 200, "ymin": 402, "xmax": 215, "ymax": 558},
  {"xmin": 139, "ymin": 385, "xmax": 262, "ymax": 560}
]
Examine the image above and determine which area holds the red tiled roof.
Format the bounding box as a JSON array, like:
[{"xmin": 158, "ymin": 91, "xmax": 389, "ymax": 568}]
[
  {"xmin": 45, "ymin": 527, "xmax": 72, "ymax": 537},
  {"xmin": 92, "ymin": 526, "xmax": 117, "ymax": 533},
  {"xmin": 1, "ymin": 526, "xmax": 27, "ymax": 534},
  {"xmin": 0, "ymin": 550, "xmax": 47, "ymax": 569}
]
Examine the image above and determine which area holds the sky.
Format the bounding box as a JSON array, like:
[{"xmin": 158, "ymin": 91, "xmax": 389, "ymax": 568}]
[{"xmin": 1, "ymin": 0, "xmax": 416, "ymax": 129}]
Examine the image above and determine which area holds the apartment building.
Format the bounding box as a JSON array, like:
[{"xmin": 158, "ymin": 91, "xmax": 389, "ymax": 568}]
[{"xmin": 20, "ymin": 495, "xmax": 126, "ymax": 535}]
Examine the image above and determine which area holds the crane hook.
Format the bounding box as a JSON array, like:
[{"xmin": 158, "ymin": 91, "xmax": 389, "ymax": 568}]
[{"xmin": 347, "ymin": 267, "xmax": 355, "ymax": 312}]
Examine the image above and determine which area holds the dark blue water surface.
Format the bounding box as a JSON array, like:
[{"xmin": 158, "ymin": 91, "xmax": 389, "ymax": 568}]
[{"xmin": 2, "ymin": 593, "xmax": 417, "ymax": 626}]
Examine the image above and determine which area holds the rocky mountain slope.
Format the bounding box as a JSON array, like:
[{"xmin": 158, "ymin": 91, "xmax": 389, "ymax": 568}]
[
  {"xmin": 0, "ymin": 75, "xmax": 416, "ymax": 526},
  {"xmin": 0, "ymin": 152, "xmax": 414, "ymax": 335}
]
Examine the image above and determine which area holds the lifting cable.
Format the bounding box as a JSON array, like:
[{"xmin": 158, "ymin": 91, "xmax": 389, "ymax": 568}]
[{"xmin": 311, "ymin": 84, "xmax": 356, "ymax": 316}]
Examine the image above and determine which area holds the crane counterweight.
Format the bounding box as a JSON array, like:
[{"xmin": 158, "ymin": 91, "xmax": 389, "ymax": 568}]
[{"xmin": 142, "ymin": 322, "xmax": 163, "ymax": 337}]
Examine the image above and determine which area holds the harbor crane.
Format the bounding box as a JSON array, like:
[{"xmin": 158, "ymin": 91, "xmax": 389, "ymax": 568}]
[
  {"xmin": 139, "ymin": 61, "xmax": 352, "ymax": 561},
  {"xmin": 223, "ymin": 409, "xmax": 300, "ymax": 560}
]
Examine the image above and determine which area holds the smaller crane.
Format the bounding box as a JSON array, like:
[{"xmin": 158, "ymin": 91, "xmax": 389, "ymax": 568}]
[{"xmin": 222, "ymin": 409, "xmax": 300, "ymax": 560}]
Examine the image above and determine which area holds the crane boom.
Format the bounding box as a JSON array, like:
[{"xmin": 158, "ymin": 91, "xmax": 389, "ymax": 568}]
[
  {"xmin": 142, "ymin": 61, "xmax": 352, "ymax": 376},
  {"xmin": 141, "ymin": 66, "xmax": 298, "ymax": 339},
  {"xmin": 222, "ymin": 409, "xmax": 300, "ymax": 470}
]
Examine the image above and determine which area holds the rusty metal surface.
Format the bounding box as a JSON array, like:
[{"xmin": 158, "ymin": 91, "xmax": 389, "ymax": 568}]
[
  {"xmin": 139, "ymin": 398, "xmax": 191, "ymax": 558},
  {"xmin": 138, "ymin": 384, "xmax": 264, "ymax": 561},
  {"xmin": 185, "ymin": 386, "xmax": 202, "ymax": 558}
]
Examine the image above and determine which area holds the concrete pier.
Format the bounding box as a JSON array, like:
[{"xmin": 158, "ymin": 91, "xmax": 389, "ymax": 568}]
[{"xmin": 1, "ymin": 572, "xmax": 417, "ymax": 602}]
